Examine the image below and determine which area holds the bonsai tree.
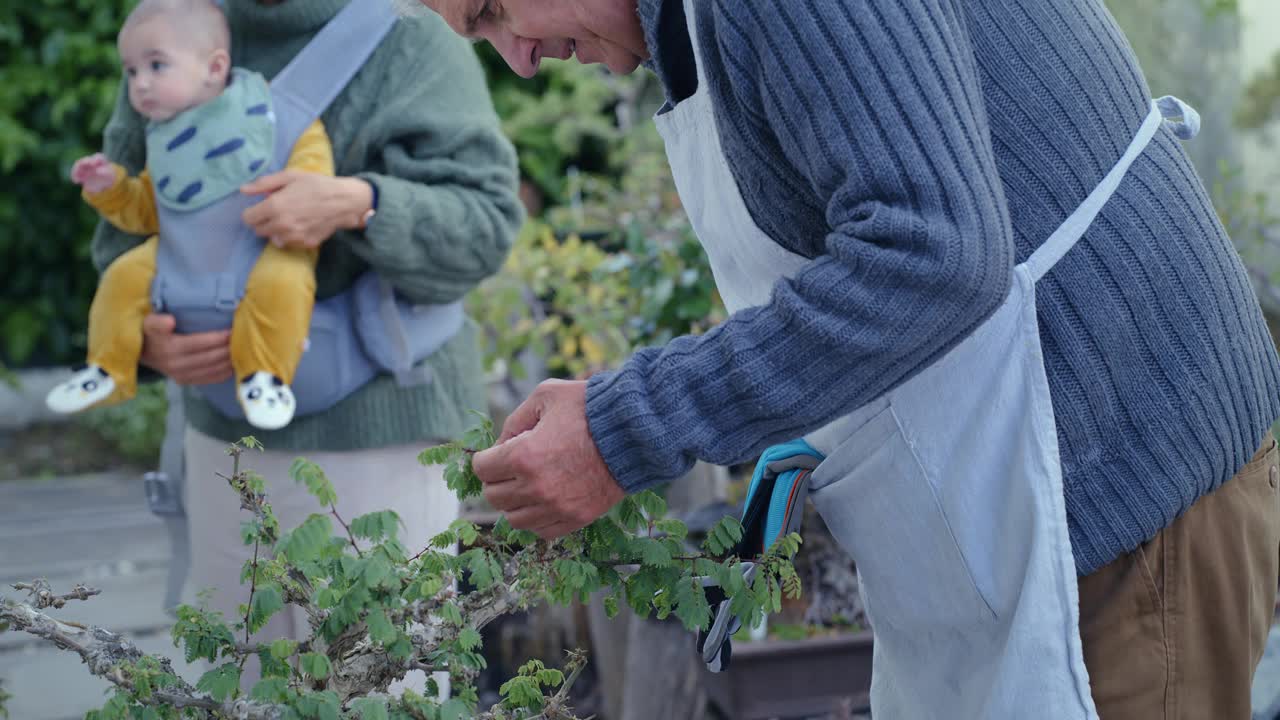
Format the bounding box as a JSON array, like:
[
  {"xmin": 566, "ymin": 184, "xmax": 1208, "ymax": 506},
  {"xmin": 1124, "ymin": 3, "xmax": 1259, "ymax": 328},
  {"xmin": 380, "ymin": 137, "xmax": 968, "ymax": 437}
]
[{"xmin": 0, "ymin": 418, "xmax": 801, "ymax": 719}]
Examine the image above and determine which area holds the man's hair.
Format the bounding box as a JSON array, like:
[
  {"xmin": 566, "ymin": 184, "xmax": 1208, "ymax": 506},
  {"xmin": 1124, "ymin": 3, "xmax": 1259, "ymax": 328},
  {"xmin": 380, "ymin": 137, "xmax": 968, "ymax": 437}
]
[{"xmin": 122, "ymin": 0, "xmax": 231, "ymax": 55}]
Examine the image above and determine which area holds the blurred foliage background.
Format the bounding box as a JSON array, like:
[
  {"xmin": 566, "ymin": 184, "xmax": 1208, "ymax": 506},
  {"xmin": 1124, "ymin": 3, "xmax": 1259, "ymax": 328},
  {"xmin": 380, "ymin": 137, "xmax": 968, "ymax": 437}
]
[
  {"xmin": 0, "ymin": 0, "xmax": 132, "ymax": 368},
  {"xmin": 3, "ymin": 0, "xmax": 1280, "ymax": 462}
]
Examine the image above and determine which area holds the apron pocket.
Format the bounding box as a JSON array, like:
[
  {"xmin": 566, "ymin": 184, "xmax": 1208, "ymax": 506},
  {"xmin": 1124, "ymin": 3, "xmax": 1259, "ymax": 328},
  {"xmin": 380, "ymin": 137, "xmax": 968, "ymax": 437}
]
[{"xmin": 809, "ymin": 403, "xmax": 996, "ymax": 631}]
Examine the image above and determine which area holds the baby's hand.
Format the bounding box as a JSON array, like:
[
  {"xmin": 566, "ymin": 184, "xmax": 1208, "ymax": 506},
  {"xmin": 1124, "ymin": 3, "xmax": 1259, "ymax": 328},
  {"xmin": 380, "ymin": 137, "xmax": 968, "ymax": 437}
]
[{"xmin": 71, "ymin": 153, "xmax": 117, "ymax": 194}]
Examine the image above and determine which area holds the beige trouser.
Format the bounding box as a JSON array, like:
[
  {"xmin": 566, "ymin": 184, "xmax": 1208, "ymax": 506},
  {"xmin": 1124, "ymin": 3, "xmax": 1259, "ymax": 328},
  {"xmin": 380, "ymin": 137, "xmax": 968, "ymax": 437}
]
[
  {"xmin": 1079, "ymin": 433, "xmax": 1280, "ymax": 719},
  {"xmin": 184, "ymin": 427, "xmax": 461, "ymax": 695}
]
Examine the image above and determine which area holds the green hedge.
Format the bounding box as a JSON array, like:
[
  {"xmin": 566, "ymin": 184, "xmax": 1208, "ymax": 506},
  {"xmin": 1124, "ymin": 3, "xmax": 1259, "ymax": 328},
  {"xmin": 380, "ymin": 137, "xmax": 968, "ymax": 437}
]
[{"xmin": 0, "ymin": 1, "xmax": 133, "ymax": 367}]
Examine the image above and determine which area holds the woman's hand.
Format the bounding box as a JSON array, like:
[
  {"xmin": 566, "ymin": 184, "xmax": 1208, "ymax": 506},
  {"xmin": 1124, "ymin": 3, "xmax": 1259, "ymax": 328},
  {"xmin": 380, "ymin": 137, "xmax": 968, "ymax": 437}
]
[
  {"xmin": 240, "ymin": 171, "xmax": 373, "ymax": 250},
  {"xmin": 140, "ymin": 314, "xmax": 234, "ymax": 386}
]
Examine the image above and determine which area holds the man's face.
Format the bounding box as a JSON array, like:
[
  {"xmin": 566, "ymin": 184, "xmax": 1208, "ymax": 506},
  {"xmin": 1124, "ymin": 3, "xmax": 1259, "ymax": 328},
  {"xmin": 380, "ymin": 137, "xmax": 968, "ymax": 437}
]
[{"xmin": 422, "ymin": 0, "xmax": 648, "ymax": 78}]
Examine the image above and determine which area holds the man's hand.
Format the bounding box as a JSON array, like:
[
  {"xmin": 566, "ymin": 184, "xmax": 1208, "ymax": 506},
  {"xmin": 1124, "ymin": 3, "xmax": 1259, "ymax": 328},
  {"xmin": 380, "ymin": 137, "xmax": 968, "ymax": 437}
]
[
  {"xmin": 241, "ymin": 171, "xmax": 373, "ymax": 250},
  {"xmin": 472, "ymin": 379, "xmax": 625, "ymax": 539},
  {"xmin": 140, "ymin": 314, "xmax": 233, "ymax": 386},
  {"xmin": 71, "ymin": 153, "xmax": 117, "ymax": 194}
]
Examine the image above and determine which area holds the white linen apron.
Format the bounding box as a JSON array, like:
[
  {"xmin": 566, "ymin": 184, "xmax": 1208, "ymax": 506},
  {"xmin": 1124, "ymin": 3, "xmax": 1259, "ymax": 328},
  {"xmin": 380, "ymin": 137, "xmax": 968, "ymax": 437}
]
[{"xmin": 653, "ymin": 0, "xmax": 1199, "ymax": 715}]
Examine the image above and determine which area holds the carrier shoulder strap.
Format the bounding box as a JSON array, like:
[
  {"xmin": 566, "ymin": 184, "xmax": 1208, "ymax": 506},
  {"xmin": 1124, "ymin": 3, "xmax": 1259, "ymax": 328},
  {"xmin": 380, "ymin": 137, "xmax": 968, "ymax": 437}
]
[{"xmin": 268, "ymin": 0, "xmax": 398, "ymax": 152}]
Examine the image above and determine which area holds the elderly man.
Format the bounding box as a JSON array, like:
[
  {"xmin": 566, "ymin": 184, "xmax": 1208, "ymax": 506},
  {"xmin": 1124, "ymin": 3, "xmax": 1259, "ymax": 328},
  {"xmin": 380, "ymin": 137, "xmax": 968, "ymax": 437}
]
[{"xmin": 422, "ymin": 0, "xmax": 1280, "ymax": 717}]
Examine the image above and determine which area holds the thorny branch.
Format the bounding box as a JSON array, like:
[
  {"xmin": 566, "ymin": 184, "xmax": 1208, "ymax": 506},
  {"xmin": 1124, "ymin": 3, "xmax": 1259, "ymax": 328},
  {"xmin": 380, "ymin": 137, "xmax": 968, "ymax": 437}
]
[
  {"xmin": 0, "ymin": 598, "xmax": 285, "ymax": 720},
  {"xmin": 11, "ymin": 579, "xmax": 100, "ymax": 609}
]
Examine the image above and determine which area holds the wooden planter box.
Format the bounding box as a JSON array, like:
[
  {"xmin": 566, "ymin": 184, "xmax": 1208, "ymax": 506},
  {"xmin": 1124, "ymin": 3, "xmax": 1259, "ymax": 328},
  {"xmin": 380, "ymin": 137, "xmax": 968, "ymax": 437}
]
[{"xmin": 700, "ymin": 630, "xmax": 874, "ymax": 720}]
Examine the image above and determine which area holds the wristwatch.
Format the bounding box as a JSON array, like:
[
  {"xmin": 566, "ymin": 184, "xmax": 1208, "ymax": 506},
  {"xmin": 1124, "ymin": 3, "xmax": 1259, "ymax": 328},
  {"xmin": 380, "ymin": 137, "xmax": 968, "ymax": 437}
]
[{"xmin": 359, "ymin": 178, "xmax": 379, "ymax": 229}]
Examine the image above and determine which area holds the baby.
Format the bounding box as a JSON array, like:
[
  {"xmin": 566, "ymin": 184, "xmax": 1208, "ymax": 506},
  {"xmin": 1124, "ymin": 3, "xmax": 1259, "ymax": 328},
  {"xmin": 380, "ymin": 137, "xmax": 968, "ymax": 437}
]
[{"xmin": 47, "ymin": 0, "xmax": 332, "ymax": 430}]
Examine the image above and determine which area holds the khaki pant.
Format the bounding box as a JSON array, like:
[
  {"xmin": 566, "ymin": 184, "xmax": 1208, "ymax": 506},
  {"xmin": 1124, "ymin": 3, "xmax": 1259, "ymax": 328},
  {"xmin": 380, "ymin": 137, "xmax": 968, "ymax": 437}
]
[
  {"xmin": 1079, "ymin": 433, "xmax": 1280, "ymax": 719},
  {"xmin": 184, "ymin": 427, "xmax": 460, "ymax": 695}
]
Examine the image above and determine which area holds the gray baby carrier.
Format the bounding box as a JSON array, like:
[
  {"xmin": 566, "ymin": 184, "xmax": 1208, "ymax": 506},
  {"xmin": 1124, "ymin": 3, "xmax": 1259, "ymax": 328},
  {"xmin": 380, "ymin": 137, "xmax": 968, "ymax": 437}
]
[{"xmin": 148, "ymin": 0, "xmax": 462, "ymax": 420}]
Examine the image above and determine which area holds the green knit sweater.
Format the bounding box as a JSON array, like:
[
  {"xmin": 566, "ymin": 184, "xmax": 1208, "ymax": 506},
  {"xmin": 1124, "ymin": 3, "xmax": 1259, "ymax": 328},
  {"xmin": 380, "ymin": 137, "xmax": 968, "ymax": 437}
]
[{"xmin": 90, "ymin": 0, "xmax": 523, "ymax": 451}]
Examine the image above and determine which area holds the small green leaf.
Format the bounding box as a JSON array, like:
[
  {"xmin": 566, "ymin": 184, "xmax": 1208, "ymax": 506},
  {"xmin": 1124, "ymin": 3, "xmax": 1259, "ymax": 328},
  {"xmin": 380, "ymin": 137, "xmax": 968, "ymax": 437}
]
[
  {"xmin": 466, "ymin": 549, "xmax": 498, "ymax": 590},
  {"xmin": 352, "ymin": 697, "xmax": 389, "ymax": 720},
  {"xmin": 430, "ymin": 530, "xmax": 458, "ymax": 549},
  {"xmin": 508, "ymin": 528, "xmax": 539, "ymax": 546},
  {"xmin": 604, "ymin": 594, "xmax": 620, "ymax": 619},
  {"xmin": 278, "ymin": 514, "xmax": 332, "ymax": 563},
  {"xmin": 703, "ymin": 516, "xmax": 744, "ymax": 555},
  {"xmin": 289, "ymin": 458, "xmax": 337, "ymax": 506},
  {"xmin": 635, "ymin": 490, "xmax": 667, "ymax": 519},
  {"xmin": 673, "ymin": 577, "xmax": 712, "ymax": 632},
  {"xmin": 387, "ymin": 635, "xmax": 414, "ymax": 661},
  {"xmin": 268, "ymin": 638, "xmax": 297, "ymax": 661},
  {"xmin": 315, "ymin": 587, "xmax": 339, "ymax": 609},
  {"xmin": 301, "ymin": 652, "xmax": 331, "ymax": 680},
  {"xmin": 639, "ymin": 538, "xmax": 673, "ymax": 568},
  {"xmin": 351, "ymin": 510, "xmax": 401, "ymax": 543},
  {"xmin": 448, "ymin": 519, "xmax": 481, "ymax": 546},
  {"xmin": 297, "ymin": 691, "xmax": 342, "ymax": 720},
  {"xmin": 460, "ymin": 420, "xmax": 496, "ymax": 451},
  {"xmin": 249, "ymin": 584, "xmax": 284, "ymax": 633},
  {"xmin": 417, "ymin": 444, "xmax": 455, "ymax": 466},
  {"xmin": 416, "ymin": 574, "xmax": 445, "ymax": 601},
  {"xmin": 654, "ymin": 518, "xmax": 688, "ymax": 540},
  {"xmin": 616, "ymin": 497, "xmax": 645, "ymax": 531},
  {"xmin": 492, "ymin": 515, "xmax": 513, "ymax": 539},
  {"xmin": 441, "ymin": 602, "xmax": 464, "ymax": 626},
  {"xmin": 258, "ymin": 645, "xmax": 292, "ymax": 679},
  {"xmin": 458, "ymin": 626, "xmax": 482, "ymax": 651},
  {"xmin": 366, "ymin": 609, "xmax": 397, "ymax": 645},
  {"xmin": 362, "ymin": 555, "xmax": 394, "ymax": 590},
  {"xmin": 536, "ymin": 668, "xmax": 564, "ymax": 687},
  {"xmin": 500, "ymin": 676, "xmax": 543, "ymax": 709},
  {"xmin": 250, "ymin": 677, "xmax": 289, "ymax": 702},
  {"xmin": 195, "ymin": 663, "xmax": 241, "ymax": 702},
  {"xmin": 440, "ymin": 698, "xmax": 471, "ymax": 720}
]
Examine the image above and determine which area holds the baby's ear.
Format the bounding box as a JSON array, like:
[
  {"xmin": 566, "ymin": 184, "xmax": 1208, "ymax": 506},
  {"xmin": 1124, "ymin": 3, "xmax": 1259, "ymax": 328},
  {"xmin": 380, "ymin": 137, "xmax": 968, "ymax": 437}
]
[{"xmin": 208, "ymin": 48, "xmax": 231, "ymax": 83}]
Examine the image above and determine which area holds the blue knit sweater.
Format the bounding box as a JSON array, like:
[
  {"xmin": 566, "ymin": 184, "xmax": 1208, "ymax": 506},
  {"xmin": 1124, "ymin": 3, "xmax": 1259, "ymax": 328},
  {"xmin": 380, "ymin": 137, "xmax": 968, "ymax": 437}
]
[{"xmin": 584, "ymin": 0, "xmax": 1280, "ymax": 574}]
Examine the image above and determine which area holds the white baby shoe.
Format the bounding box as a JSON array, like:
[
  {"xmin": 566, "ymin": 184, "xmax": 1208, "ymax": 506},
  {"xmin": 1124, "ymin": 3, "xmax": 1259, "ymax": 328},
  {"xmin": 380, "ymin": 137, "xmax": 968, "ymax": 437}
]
[
  {"xmin": 237, "ymin": 371, "xmax": 296, "ymax": 430},
  {"xmin": 46, "ymin": 365, "xmax": 115, "ymax": 413}
]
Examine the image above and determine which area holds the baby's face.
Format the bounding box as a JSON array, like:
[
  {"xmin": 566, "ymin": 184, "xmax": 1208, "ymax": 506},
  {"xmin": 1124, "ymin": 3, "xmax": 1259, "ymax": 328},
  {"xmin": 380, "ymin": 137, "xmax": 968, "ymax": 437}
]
[{"xmin": 118, "ymin": 16, "xmax": 222, "ymax": 122}]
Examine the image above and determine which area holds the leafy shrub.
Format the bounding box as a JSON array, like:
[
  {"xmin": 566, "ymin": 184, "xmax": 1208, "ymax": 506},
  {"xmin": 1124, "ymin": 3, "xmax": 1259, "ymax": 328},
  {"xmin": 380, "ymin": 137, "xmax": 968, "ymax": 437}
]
[
  {"xmin": 0, "ymin": 423, "xmax": 802, "ymax": 719},
  {"xmin": 0, "ymin": 1, "xmax": 132, "ymax": 366}
]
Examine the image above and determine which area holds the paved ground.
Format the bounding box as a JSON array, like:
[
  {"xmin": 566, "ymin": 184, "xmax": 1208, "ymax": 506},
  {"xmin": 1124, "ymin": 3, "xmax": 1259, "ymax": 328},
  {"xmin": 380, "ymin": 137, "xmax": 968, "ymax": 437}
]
[
  {"xmin": 0, "ymin": 470, "xmax": 204, "ymax": 720},
  {"xmin": 4, "ymin": 468, "xmax": 1280, "ymax": 720}
]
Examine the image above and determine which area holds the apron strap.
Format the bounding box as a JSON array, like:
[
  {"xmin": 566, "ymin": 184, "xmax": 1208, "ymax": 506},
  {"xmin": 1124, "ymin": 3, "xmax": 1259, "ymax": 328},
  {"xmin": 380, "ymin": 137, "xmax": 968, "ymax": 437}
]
[{"xmin": 1023, "ymin": 95, "xmax": 1200, "ymax": 283}]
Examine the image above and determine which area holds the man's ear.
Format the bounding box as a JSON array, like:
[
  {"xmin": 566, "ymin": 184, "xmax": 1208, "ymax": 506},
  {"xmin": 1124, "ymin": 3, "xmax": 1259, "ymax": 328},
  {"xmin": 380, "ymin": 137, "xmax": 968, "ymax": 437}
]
[{"xmin": 208, "ymin": 48, "xmax": 231, "ymax": 85}]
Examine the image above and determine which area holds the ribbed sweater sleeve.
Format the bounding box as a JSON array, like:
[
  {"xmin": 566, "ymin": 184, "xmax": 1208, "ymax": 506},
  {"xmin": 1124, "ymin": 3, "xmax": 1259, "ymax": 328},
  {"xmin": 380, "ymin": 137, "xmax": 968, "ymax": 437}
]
[
  {"xmin": 344, "ymin": 18, "xmax": 524, "ymax": 306},
  {"xmin": 586, "ymin": 0, "xmax": 1016, "ymax": 492}
]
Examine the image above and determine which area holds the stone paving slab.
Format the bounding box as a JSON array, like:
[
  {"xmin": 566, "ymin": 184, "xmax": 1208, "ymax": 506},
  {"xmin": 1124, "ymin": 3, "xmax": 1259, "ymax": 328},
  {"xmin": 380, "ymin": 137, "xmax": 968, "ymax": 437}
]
[
  {"xmin": 0, "ymin": 472, "xmax": 168, "ymax": 587},
  {"xmin": 0, "ymin": 369, "xmax": 72, "ymax": 432}
]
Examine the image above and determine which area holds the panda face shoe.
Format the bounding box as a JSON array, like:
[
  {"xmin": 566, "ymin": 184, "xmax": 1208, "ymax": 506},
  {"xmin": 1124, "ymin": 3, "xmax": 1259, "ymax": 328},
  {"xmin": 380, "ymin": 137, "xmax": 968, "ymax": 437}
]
[
  {"xmin": 46, "ymin": 365, "xmax": 116, "ymax": 413},
  {"xmin": 237, "ymin": 372, "xmax": 296, "ymax": 430}
]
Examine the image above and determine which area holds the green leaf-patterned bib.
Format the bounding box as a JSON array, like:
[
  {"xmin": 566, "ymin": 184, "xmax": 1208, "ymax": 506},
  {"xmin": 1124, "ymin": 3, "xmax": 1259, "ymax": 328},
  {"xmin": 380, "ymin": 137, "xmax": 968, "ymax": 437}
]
[{"xmin": 145, "ymin": 68, "xmax": 276, "ymax": 212}]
